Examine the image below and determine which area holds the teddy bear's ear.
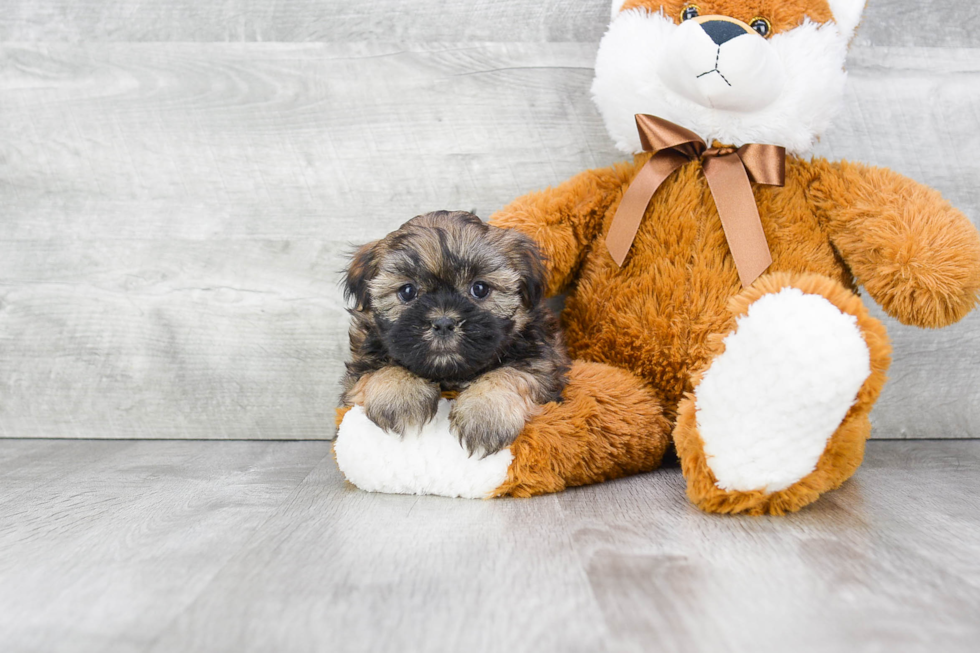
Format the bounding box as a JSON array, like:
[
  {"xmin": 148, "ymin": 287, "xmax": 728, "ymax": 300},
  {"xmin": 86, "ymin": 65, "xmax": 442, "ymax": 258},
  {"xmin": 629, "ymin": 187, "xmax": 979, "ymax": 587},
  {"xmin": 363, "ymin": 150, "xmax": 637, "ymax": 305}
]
[
  {"xmin": 826, "ymin": 0, "xmax": 867, "ymax": 39},
  {"xmin": 610, "ymin": 0, "xmax": 628, "ymax": 19}
]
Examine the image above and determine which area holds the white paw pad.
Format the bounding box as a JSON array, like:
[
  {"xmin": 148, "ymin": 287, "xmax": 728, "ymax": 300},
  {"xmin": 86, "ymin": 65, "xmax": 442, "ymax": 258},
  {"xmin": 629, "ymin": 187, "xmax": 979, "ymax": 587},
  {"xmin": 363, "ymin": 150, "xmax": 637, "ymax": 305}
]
[
  {"xmin": 695, "ymin": 288, "xmax": 871, "ymax": 493},
  {"xmin": 334, "ymin": 400, "xmax": 513, "ymax": 499}
]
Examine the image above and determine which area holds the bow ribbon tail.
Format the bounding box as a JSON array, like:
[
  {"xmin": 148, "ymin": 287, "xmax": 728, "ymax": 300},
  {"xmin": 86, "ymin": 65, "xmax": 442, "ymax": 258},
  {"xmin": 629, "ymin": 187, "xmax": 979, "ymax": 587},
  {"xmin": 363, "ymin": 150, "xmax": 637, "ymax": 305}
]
[
  {"xmin": 606, "ymin": 150, "xmax": 690, "ymax": 267},
  {"xmin": 701, "ymin": 154, "xmax": 773, "ymax": 287}
]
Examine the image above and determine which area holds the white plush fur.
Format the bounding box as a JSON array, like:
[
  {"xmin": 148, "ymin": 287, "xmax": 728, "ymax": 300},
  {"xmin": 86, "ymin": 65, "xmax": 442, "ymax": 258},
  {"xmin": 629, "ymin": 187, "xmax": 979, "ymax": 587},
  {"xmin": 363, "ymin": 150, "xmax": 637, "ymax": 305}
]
[
  {"xmin": 694, "ymin": 288, "xmax": 871, "ymax": 493},
  {"xmin": 592, "ymin": 8, "xmax": 851, "ymax": 155},
  {"xmin": 334, "ymin": 400, "xmax": 513, "ymax": 499},
  {"xmin": 827, "ymin": 0, "xmax": 867, "ymax": 40},
  {"xmin": 656, "ymin": 18, "xmax": 785, "ymax": 113}
]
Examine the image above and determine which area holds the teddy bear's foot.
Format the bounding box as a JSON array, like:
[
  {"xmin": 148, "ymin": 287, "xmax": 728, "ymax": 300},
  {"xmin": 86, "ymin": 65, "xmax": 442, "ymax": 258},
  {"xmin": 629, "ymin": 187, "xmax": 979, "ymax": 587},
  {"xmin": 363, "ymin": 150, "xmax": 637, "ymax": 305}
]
[
  {"xmin": 695, "ymin": 287, "xmax": 871, "ymax": 493},
  {"xmin": 334, "ymin": 400, "xmax": 515, "ymax": 499},
  {"xmin": 334, "ymin": 361, "xmax": 672, "ymax": 499},
  {"xmin": 674, "ymin": 274, "xmax": 891, "ymax": 515}
]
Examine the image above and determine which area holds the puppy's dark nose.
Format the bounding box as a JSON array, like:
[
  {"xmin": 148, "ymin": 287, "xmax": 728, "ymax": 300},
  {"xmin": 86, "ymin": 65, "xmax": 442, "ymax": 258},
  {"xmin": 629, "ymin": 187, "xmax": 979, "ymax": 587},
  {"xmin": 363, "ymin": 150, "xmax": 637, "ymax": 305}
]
[
  {"xmin": 431, "ymin": 317, "xmax": 457, "ymax": 336},
  {"xmin": 700, "ymin": 19, "xmax": 750, "ymax": 45}
]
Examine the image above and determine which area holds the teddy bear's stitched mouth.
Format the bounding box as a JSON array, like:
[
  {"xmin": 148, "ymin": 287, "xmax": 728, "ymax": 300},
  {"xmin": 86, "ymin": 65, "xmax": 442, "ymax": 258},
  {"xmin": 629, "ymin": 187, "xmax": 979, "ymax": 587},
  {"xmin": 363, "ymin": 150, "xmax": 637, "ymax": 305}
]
[{"xmin": 695, "ymin": 47, "xmax": 732, "ymax": 87}]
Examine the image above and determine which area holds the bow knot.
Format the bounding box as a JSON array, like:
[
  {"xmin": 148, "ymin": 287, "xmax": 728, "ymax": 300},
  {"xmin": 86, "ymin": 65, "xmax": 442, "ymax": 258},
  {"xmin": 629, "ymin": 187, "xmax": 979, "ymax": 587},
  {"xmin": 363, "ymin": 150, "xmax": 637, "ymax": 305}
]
[
  {"xmin": 605, "ymin": 114, "xmax": 786, "ymax": 287},
  {"xmin": 704, "ymin": 145, "xmax": 737, "ymax": 158}
]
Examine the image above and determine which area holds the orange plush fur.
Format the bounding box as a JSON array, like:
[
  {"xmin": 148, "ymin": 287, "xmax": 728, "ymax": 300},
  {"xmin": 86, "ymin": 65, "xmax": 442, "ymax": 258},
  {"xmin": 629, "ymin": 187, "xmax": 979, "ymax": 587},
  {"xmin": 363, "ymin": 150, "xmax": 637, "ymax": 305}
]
[
  {"xmin": 335, "ymin": 1, "xmax": 980, "ymax": 512},
  {"xmin": 336, "ymin": 361, "xmax": 671, "ymax": 496},
  {"xmin": 672, "ymin": 273, "xmax": 892, "ymax": 514},
  {"xmin": 493, "ymin": 361, "xmax": 671, "ymax": 497},
  {"xmin": 482, "ymin": 0, "xmax": 980, "ymax": 513},
  {"xmin": 493, "ymin": 155, "xmax": 980, "ymax": 415},
  {"xmin": 623, "ymin": 0, "xmax": 834, "ymax": 33}
]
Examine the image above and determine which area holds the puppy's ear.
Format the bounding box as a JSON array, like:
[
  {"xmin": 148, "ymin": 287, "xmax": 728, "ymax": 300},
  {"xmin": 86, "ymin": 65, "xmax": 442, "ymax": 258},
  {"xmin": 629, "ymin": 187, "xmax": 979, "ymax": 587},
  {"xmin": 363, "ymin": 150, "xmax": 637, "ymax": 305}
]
[
  {"xmin": 507, "ymin": 231, "xmax": 548, "ymax": 309},
  {"xmin": 343, "ymin": 241, "xmax": 380, "ymax": 310}
]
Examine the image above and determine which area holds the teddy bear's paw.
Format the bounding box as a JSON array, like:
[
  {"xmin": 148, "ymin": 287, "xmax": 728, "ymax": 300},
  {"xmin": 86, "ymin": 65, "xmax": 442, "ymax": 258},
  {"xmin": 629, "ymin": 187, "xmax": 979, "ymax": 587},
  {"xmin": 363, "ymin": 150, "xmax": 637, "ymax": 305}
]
[
  {"xmin": 334, "ymin": 400, "xmax": 514, "ymax": 499},
  {"xmin": 694, "ymin": 287, "xmax": 872, "ymax": 494}
]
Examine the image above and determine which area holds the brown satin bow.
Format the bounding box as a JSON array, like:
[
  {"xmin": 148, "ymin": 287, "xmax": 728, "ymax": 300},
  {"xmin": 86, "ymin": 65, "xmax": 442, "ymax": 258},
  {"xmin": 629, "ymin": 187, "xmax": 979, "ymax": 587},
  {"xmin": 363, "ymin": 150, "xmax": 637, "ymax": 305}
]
[{"xmin": 605, "ymin": 114, "xmax": 785, "ymax": 287}]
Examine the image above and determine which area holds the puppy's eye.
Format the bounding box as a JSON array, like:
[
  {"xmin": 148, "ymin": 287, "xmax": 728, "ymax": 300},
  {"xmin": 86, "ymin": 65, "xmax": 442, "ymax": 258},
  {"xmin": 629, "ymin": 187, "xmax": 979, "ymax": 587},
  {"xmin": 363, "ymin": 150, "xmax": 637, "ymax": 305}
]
[
  {"xmin": 750, "ymin": 17, "xmax": 772, "ymax": 38},
  {"xmin": 469, "ymin": 281, "xmax": 491, "ymax": 300},
  {"xmin": 396, "ymin": 283, "xmax": 417, "ymax": 302},
  {"xmin": 680, "ymin": 5, "xmax": 699, "ymax": 21}
]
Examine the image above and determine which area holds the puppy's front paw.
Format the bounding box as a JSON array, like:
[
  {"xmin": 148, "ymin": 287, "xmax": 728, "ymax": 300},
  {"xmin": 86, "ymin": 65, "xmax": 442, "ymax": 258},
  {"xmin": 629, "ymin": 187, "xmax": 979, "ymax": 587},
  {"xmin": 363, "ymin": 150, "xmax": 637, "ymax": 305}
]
[
  {"xmin": 352, "ymin": 367, "xmax": 441, "ymax": 435},
  {"xmin": 449, "ymin": 387, "xmax": 533, "ymax": 457}
]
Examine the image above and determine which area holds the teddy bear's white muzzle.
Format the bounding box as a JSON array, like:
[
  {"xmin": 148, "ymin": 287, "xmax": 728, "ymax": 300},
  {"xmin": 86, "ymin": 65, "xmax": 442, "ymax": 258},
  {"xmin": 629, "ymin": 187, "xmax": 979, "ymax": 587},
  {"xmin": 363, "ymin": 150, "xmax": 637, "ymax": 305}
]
[{"xmin": 657, "ymin": 18, "xmax": 785, "ymax": 113}]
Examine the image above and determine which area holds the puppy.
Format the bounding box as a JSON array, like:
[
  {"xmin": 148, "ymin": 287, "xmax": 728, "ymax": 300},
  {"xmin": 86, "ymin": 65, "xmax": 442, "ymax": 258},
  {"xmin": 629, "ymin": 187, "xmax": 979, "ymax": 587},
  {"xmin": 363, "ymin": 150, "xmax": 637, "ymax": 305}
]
[{"xmin": 340, "ymin": 210, "xmax": 570, "ymax": 456}]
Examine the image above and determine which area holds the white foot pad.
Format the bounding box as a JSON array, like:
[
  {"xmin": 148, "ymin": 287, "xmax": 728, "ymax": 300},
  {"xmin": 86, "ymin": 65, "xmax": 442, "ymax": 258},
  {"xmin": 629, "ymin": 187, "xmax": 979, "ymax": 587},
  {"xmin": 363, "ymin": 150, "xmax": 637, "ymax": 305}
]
[
  {"xmin": 334, "ymin": 400, "xmax": 513, "ymax": 499},
  {"xmin": 695, "ymin": 288, "xmax": 871, "ymax": 493}
]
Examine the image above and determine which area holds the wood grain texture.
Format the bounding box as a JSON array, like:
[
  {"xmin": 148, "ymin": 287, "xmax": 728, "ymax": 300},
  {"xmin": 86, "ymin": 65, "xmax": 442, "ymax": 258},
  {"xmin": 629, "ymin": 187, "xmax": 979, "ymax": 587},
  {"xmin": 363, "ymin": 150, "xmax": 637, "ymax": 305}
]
[
  {"xmin": 0, "ymin": 440, "xmax": 329, "ymax": 653},
  {"xmin": 0, "ymin": 439, "xmax": 977, "ymax": 652},
  {"xmin": 563, "ymin": 440, "xmax": 980, "ymax": 653},
  {"xmin": 0, "ymin": 42, "xmax": 604, "ymax": 439},
  {"xmin": 0, "ymin": 42, "xmax": 606, "ymax": 240},
  {"xmin": 0, "ymin": 239, "xmax": 350, "ymax": 439},
  {"xmin": 0, "ymin": 0, "xmax": 975, "ymax": 46},
  {"xmin": 1, "ymin": 40, "xmax": 978, "ymax": 439}
]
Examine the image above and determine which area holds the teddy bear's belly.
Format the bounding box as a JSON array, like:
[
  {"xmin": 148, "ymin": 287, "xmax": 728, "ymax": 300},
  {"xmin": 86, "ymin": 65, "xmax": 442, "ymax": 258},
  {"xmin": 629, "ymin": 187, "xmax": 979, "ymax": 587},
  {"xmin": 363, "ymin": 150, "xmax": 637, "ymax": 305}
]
[
  {"xmin": 561, "ymin": 202, "xmax": 851, "ymax": 414},
  {"xmin": 561, "ymin": 271, "xmax": 733, "ymax": 414}
]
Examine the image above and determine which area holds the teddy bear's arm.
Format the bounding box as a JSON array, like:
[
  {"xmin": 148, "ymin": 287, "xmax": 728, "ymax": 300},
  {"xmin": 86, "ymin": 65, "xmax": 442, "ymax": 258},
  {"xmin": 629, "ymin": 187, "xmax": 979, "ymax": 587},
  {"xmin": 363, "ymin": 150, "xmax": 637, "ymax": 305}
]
[
  {"xmin": 810, "ymin": 159, "xmax": 980, "ymax": 328},
  {"xmin": 489, "ymin": 160, "xmax": 640, "ymax": 296}
]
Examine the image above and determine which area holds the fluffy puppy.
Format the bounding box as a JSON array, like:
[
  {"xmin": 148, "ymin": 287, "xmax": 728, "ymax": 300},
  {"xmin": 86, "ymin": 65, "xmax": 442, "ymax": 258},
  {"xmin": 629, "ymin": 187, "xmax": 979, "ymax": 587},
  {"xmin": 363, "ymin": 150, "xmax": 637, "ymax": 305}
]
[{"xmin": 341, "ymin": 210, "xmax": 570, "ymax": 455}]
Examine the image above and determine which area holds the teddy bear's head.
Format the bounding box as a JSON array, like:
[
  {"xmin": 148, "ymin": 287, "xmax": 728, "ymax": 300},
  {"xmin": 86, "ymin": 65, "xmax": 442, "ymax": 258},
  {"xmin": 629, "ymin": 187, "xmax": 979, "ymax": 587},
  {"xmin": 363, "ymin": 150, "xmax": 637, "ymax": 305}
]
[{"xmin": 592, "ymin": 0, "xmax": 866, "ymax": 155}]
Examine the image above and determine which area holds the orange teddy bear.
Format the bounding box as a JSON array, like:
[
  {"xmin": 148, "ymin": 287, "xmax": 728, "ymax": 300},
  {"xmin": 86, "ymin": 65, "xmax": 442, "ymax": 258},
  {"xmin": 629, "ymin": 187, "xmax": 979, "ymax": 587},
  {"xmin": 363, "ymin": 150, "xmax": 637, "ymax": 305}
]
[{"xmin": 336, "ymin": 0, "xmax": 980, "ymax": 514}]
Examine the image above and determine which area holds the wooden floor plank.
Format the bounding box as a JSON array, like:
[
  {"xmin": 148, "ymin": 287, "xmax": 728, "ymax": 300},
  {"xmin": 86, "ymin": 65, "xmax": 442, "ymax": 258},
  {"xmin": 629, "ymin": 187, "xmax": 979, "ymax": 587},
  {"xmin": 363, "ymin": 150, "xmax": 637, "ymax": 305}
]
[
  {"xmin": 146, "ymin": 455, "xmax": 611, "ymax": 653},
  {"xmin": 0, "ymin": 440, "xmax": 977, "ymax": 652},
  {"xmin": 558, "ymin": 441, "xmax": 980, "ymax": 653},
  {"xmin": 0, "ymin": 440, "xmax": 329, "ymax": 653},
  {"xmin": 0, "ymin": 440, "xmax": 140, "ymax": 507}
]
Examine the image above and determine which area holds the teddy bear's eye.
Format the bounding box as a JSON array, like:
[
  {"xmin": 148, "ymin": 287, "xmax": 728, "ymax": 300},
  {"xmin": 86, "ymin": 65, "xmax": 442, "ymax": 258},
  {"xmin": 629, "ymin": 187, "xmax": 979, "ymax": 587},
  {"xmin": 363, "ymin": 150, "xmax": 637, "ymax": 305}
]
[
  {"xmin": 680, "ymin": 5, "xmax": 700, "ymax": 21},
  {"xmin": 750, "ymin": 17, "xmax": 772, "ymax": 38},
  {"xmin": 397, "ymin": 283, "xmax": 417, "ymax": 302}
]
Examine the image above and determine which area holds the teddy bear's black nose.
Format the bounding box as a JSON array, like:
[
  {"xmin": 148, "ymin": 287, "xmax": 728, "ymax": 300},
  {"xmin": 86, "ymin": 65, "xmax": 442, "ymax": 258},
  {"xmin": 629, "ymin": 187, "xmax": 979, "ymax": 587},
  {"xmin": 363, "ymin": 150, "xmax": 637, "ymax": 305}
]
[{"xmin": 700, "ymin": 19, "xmax": 750, "ymax": 46}]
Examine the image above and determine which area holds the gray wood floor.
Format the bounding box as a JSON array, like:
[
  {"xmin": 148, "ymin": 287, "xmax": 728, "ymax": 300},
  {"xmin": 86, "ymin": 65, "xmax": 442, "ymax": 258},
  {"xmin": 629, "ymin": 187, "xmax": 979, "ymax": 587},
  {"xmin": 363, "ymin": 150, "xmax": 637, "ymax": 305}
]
[
  {"xmin": 0, "ymin": 439, "xmax": 978, "ymax": 653},
  {"xmin": 0, "ymin": 0, "xmax": 978, "ymax": 440}
]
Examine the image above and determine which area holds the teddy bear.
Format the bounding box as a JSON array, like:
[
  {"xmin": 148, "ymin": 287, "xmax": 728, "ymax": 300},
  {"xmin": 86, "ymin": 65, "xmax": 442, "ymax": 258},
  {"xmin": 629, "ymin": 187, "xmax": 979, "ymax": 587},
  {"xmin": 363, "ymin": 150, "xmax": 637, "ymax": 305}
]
[{"xmin": 335, "ymin": 0, "xmax": 980, "ymax": 514}]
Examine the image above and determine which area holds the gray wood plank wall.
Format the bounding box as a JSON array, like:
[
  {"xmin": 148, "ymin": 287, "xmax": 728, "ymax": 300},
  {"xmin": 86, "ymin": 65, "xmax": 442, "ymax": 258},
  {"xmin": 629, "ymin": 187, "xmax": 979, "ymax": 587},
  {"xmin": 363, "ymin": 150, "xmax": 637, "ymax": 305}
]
[{"xmin": 0, "ymin": 1, "xmax": 977, "ymax": 439}]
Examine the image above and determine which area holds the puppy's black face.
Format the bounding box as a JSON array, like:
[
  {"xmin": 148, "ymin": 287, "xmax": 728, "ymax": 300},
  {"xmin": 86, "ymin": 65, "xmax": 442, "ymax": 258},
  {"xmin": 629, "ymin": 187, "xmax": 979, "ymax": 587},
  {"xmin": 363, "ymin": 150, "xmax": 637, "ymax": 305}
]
[
  {"xmin": 344, "ymin": 211, "xmax": 546, "ymax": 383},
  {"xmin": 380, "ymin": 283, "xmax": 510, "ymax": 381}
]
